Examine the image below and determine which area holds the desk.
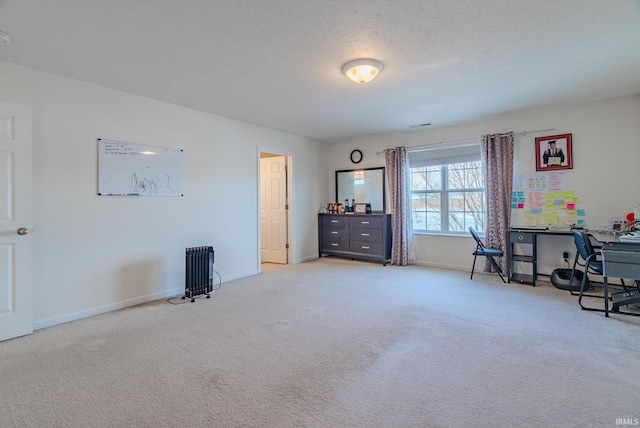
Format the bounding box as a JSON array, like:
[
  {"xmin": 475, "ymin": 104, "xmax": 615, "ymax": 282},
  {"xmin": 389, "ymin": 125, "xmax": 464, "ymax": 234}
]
[
  {"xmin": 590, "ymin": 232, "xmax": 640, "ymax": 251},
  {"xmin": 508, "ymin": 228, "xmax": 574, "ymax": 286},
  {"xmin": 508, "ymin": 228, "xmax": 640, "ymax": 287},
  {"xmin": 590, "ymin": 232, "xmax": 640, "ymax": 317}
]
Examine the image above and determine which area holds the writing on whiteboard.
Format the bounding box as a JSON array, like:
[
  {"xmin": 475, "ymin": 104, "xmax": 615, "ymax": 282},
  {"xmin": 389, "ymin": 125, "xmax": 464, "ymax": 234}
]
[{"xmin": 98, "ymin": 139, "xmax": 184, "ymax": 196}]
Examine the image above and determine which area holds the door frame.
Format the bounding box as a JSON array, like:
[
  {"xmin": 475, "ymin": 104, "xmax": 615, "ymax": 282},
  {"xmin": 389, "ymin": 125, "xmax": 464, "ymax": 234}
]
[{"xmin": 257, "ymin": 147, "xmax": 293, "ymax": 273}]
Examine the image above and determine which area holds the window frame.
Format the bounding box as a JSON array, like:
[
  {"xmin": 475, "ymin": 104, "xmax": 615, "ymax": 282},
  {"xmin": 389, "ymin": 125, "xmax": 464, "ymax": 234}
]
[{"xmin": 410, "ymin": 158, "xmax": 486, "ymax": 235}]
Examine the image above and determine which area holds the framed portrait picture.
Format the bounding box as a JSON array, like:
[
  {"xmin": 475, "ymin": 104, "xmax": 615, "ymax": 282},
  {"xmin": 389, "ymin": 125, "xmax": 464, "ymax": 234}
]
[{"xmin": 535, "ymin": 133, "xmax": 572, "ymax": 171}]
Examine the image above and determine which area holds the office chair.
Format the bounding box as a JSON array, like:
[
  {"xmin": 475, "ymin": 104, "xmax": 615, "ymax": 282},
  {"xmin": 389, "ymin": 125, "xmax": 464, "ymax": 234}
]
[
  {"xmin": 569, "ymin": 230, "xmax": 625, "ymax": 312},
  {"xmin": 469, "ymin": 227, "xmax": 506, "ymax": 283}
]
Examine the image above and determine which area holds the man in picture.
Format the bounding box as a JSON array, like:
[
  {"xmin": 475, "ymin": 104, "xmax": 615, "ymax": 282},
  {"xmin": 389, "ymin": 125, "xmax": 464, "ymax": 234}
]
[{"xmin": 542, "ymin": 140, "xmax": 564, "ymax": 166}]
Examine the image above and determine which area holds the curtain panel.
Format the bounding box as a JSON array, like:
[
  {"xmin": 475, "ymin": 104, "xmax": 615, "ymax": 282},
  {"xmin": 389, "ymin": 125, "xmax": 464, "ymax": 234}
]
[
  {"xmin": 480, "ymin": 132, "xmax": 514, "ymax": 276},
  {"xmin": 384, "ymin": 146, "xmax": 415, "ymax": 266}
]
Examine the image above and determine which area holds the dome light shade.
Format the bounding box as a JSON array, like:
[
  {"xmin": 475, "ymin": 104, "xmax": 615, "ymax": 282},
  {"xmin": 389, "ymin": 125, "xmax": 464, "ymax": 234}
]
[{"xmin": 342, "ymin": 59, "xmax": 383, "ymax": 84}]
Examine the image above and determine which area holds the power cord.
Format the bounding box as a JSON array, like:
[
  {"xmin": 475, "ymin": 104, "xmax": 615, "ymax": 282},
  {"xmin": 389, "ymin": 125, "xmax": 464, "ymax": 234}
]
[
  {"xmin": 165, "ymin": 269, "xmax": 222, "ymax": 304},
  {"xmin": 166, "ymin": 295, "xmax": 196, "ymax": 305},
  {"xmin": 212, "ymin": 269, "xmax": 222, "ymax": 291}
]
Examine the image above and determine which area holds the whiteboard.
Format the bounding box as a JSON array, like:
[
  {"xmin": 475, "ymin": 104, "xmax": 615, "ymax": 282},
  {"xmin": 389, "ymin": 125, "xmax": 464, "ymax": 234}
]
[{"xmin": 98, "ymin": 139, "xmax": 183, "ymax": 196}]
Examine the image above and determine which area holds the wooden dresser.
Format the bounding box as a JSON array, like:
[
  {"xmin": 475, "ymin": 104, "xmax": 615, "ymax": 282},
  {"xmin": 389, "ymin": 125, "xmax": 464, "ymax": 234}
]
[{"xmin": 318, "ymin": 213, "xmax": 392, "ymax": 265}]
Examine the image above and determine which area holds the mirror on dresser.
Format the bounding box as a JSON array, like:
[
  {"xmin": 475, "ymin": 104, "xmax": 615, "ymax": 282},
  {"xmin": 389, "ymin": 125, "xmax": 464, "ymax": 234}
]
[{"xmin": 335, "ymin": 167, "xmax": 386, "ymax": 213}]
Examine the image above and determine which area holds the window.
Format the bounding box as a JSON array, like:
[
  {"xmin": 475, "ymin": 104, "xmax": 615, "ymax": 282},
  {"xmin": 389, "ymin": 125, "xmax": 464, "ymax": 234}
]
[{"xmin": 409, "ymin": 143, "xmax": 486, "ymax": 233}]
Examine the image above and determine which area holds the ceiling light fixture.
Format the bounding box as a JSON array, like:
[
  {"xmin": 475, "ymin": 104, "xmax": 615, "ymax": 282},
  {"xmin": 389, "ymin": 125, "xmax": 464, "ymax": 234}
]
[{"xmin": 342, "ymin": 59, "xmax": 383, "ymax": 84}]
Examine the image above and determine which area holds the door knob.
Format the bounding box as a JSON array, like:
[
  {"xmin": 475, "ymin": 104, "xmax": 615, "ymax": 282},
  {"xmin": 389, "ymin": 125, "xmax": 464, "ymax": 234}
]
[{"xmin": 17, "ymin": 227, "xmax": 28, "ymax": 235}]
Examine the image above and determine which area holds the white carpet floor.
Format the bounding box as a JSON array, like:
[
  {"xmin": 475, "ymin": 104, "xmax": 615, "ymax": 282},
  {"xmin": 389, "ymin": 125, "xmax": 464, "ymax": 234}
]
[{"xmin": 1, "ymin": 258, "xmax": 639, "ymax": 427}]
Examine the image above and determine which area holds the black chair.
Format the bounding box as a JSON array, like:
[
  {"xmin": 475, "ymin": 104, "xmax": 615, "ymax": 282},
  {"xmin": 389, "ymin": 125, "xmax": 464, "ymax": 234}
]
[
  {"xmin": 569, "ymin": 230, "xmax": 625, "ymax": 312},
  {"xmin": 469, "ymin": 227, "xmax": 506, "ymax": 283}
]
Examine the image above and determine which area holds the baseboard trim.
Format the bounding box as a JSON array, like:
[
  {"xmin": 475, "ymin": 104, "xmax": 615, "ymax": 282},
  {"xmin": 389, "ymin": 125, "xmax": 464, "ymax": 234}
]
[
  {"xmin": 414, "ymin": 260, "xmax": 469, "ymax": 272},
  {"xmin": 222, "ymin": 269, "xmax": 259, "ymax": 282},
  {"xmin": 294, "ymin": 254, "xmax": 320, "ymax": 264},
  {"xmin": 33, "ymin": 269, "xmax": 260, "ymax": 331},
  {"xmin": 33, "ymin": 287, "xmax": 183, "ymax": 331}
]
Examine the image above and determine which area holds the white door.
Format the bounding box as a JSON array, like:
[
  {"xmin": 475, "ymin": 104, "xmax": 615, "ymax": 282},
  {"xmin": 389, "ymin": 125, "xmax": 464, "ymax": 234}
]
[
  {"xmin": 0, "ymin": 102, "xmax": 33, "ymax": 342},
  {"xmin": 260, "ymin": 156, "xmax": 288, "ymax": 264}
]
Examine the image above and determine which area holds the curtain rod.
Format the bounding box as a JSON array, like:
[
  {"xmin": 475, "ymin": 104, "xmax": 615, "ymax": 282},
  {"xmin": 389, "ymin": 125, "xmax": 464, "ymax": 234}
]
[{"xmin": 375, "ymin": 128, "xmax": 556, "ymax": 155}]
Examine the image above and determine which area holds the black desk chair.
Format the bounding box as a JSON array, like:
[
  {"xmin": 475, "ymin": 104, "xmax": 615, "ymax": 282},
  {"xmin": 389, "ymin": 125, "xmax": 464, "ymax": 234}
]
[
  {"xmin": 570, "ymin": 230, "xmax": 626, "ymax": 312},
  {"xmin": 469, "ymin": 227, "xmax": 506, "ymax": 283}
]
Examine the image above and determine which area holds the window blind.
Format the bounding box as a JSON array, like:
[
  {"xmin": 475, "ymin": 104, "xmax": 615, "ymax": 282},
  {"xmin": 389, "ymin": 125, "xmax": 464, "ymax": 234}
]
[{"xmin": 408, "ymin": 141, "xmax": 481, "ymax": 167}]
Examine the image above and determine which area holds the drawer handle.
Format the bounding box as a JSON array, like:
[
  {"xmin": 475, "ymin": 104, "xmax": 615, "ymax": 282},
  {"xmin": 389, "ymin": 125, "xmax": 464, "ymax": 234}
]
[
  {"xmin": 331, "ymin": 243, "xmax": 339, "ymax": 247},
  {"xmin": 361, "ymin": 233, "xmax": 370, "ymax": 236},
  {"xmin": 331, "ymin": 220, "xmax": 339, "ymax": 223},
  {"xmin": 361, "ymin": 246, "xmax": 370, "ymax": 249},
  {"xmin": 518, "ymin": 236, "xmax": 524, "ymax": 241},
  {"xmin": 331, "ymin": 231, "xmax": 339, "ymax": 234},
  {"xmin": 361, "ymin": 221, "xmax": 370, "ymax": 224}
]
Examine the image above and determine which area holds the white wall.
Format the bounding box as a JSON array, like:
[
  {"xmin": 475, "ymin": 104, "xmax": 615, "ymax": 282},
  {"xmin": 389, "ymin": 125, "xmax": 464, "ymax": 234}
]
[
  {"xmin": 327, "ymin": 95, "xmax": 640, "ymax": 273},
  {"xmin": 0, "ymin": 60, "xmax": 328, "ymax": 328},
  {"xmin": 2, "ymin": 56, "xmax": 637, "ymax": 328}
]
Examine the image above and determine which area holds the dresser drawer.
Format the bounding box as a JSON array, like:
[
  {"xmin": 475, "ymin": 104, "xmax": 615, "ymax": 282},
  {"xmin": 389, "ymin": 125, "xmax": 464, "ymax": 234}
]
[
  {"xmin": 322, "ymin": 239, "xmax": 349, "ymax": 251},
  {"xmin": 323, "ymin": 227, "xmax": 348, "ymax": 239},
  {"xmin": 350, "ymin": 216, "xmax": 382, "ymax": 229},
  {"xmin": 350, "ymin": 227, "xmax": 382, "ymax": 242},
  {"xmin": 350, "ymin": 240, "xmax": 383, "ymax": 255},
  {"xmin": 510, "ymin": 232, "xmax": 533, "ymax": 244},
  {"xmin": 321, "ymin": 215, "xmax": 349, "ymax": 228}
]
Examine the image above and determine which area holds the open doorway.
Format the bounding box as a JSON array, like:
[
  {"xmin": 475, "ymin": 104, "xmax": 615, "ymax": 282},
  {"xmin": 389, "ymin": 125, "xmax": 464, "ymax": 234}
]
[{"xmin": 258, "ymin": 149, "xmax": 292, "ymax": 270}]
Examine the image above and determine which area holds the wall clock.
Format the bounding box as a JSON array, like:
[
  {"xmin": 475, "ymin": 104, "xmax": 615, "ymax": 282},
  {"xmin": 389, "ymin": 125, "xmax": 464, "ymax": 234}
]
[{"xmin": 350, "ymin": 149, "xmax": 363, "ymax": 164}]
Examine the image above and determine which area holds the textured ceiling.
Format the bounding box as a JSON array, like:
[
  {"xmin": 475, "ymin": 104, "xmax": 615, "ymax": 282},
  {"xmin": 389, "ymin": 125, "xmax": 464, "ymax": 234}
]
[{"xmin": 1, "ymin": 0, "xmax": 639, "ymax": 143}]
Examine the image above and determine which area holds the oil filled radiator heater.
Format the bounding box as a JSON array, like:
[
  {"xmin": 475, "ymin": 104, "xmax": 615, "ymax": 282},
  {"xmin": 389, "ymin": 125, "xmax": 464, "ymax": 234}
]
[{"xmin": 184, "ymin": 246, "xmax": 214, "ymax": 302}]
